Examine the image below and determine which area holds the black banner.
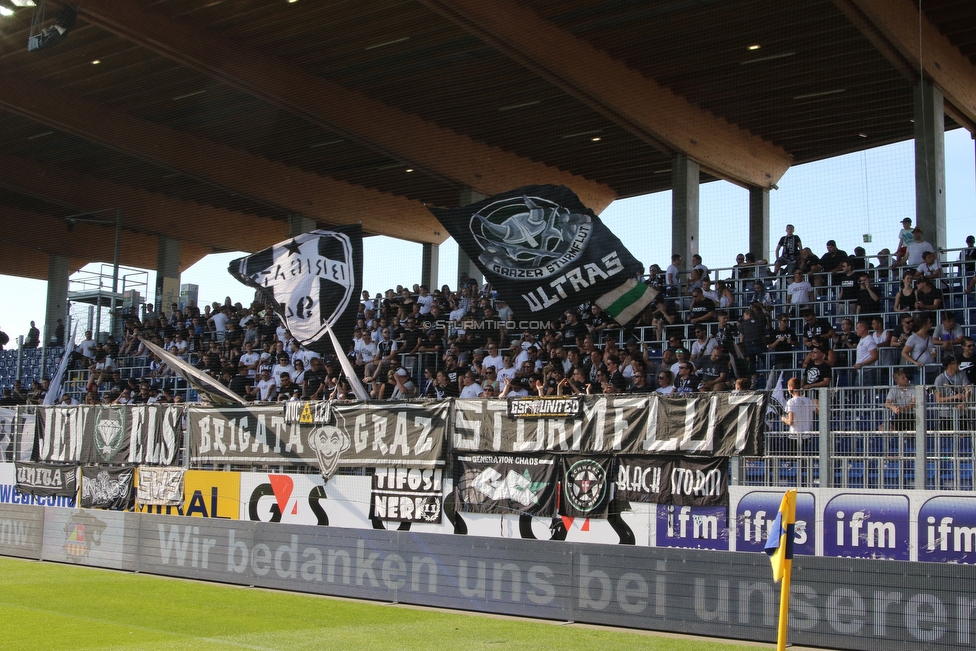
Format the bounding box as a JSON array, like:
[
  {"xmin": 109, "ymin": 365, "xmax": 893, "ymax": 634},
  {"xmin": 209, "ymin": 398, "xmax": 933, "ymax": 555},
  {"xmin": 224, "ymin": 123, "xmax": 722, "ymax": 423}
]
[
  {"xmin": 188, "ymin": 405, "xmax": 312, "ymax": 464},
  {"xmin": 508, "ymin": 396, "xmax": 583, "ymax": 419},
  {"xmin": 34, "ymin": 405, "xmax": 183, "ymax": 465},
  {"xmin": 452, "ymin": 394, "xmax": 766, "ymax": 456},
  {"xmin": 229, "ymin": 226, "xmax": 362, "ymax": 357},
  {"xmin": 429, "ymin": 185, "xmax": 654, "ymax": 327},
  {"xmin": 313, "ymin": 402, "xmax": 449, "ymax": 477},
  {"xmin": 370, "ymin": 467, "xmax": 443, "ymax": 523},
  {"xmin": 615, "ymin": 456, "xmax": 728, "ymax": 507},
  {"xmin": 560, "ymin": 455, "xmax": 613, "ymax": 519},
  {"xmin": 15, "ymin": 461, "xmax": 78, "ymax": 498},
  {"xmin": 81, "ymin": 466, "xmax": 135, "ymax": 510},
  {"xmin": 454, "ymin": 453, "xmax": 557, "ymax": 516}
]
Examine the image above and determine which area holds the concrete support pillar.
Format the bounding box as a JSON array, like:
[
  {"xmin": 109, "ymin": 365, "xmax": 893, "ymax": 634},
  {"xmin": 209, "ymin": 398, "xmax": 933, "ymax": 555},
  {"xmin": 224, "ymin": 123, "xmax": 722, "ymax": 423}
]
[
  {"xmin": 748, "ymin": 187, "xmax": 770, "ymax": 262},
  {"xmin": 45, "ymin": 254, "xmax": 70, "ymax": 346},
  {"xmin": 914, "ymin": 80, "xmax": 946, "ymax": 250},
  {"xmin": 671, "ymin": 154, "xmax": 700, "ymax": 271},
  {"xmin": 288, "ymin": 214, "xmax": 317, "ymax": 237},
  {"xmin": 458, "ymin": 188, "xmax": 486, "ymax": 287},
  {"xmin": 155, "ymin": 236, "xmax": 181, "ymax": 313},
  {"xmin": 421, "ymin": 243, "xmax": 439, "ymax": 290}
]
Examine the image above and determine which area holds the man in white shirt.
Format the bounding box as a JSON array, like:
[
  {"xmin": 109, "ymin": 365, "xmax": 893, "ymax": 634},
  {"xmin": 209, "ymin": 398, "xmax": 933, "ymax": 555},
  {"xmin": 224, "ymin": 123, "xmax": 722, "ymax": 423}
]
[
  {"xmin": 208, "ymin": 306, "xmax": 230, "ymax": 341},
  {"xmin": 355, "ymin": 329, "xmax": 378, "ymax": 375},
  {"xmin": 249, "ymin": 370, "xmax": 277, "ymax": 401},
  {"xmin": 896, "ymin": 228, "xmax": 935, "ymax": 267},
  {"xmin": 852, "ymin": 320, "xmax": 879, "ymax": 385},
  {"xmin": 78, "ymin": 330, "xmax": 98, "ymax": 359},
  {"xmin": 416, "ymin": 286, "xmax": 434, "ymax": 315},
  {"xmin": 459, "ymin": 371, "xmax": 484, "ymax": 398},
  {"xmin": 483, "ymin": 344, "xmax": 505, "ymax": 374},
  {"xmin": 782, "ymin": 386, "xmax": 816, "ymax": 444},
  {"xmin": 665, "ymin": 254, "xmax": 682, "ymax": 292},
  {"xmin": 240, "ymin": 342, "xmax": 261, "ymax": 377},
  {"xmin": 786, "ymin": 270, "xmax": 814, "ymax": 307}
]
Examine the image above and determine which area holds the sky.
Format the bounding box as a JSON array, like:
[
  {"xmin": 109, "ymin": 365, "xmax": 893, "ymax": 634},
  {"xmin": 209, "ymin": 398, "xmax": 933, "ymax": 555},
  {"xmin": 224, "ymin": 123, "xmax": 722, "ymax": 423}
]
[{"xmin": 1, "ymin": 129, "xmax": 973, "ymax": 345}]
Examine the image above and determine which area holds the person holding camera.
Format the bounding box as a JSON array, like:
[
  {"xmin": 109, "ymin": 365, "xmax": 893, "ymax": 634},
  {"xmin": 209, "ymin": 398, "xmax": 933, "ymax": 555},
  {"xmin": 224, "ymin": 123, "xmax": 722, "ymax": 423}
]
[{"xmin": 855, "ymin": 274, "xmax": 882, "ymax": 315}]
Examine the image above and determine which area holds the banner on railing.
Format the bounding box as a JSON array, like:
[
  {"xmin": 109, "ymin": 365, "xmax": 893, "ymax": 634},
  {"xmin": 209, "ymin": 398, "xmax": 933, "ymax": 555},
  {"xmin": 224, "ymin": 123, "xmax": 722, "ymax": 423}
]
[
  {"xmin": 187, "ymin": 405, "xmax": 312, "ymax": 464},
  {"xmin": 322, "ymin": 401, "xmax": 449, "ymax": 470},
  {"xmin": 0, "ymin": 407, "xmax": 34, "ymax": 463},
  {"xmin": 455, "ymin": 453, "xmax": 557, "ymax": 516},
  {"xmin": 81, "ymin": 466, "xmax": 135, "ymax": 510},
  {"xmin": 452, "ymin": 394, "xmax": 765, "ymax": 456},
  {"xmin": 14, "ymin": 461, "xmax": 78, "ymax": 498},
  {"xmin": 370, "ymin": 467, "xmax": 443, "ymax": 523},
  {"xmin": 136, "ymin": 467, "xmax": 185, "ymax": 506},
  {"xmin": 615, "ymin": 456, "xmax": 728, "ymax": 507},
  {"xmin": 33, "ymin": 405, "xmax": 182, "ymax": 465}
]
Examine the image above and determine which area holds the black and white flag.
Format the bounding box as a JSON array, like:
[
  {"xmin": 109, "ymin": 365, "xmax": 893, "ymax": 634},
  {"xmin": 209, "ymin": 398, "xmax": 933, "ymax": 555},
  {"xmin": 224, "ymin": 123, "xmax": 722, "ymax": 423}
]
[
  {"xmin": 430, "ymin": 186, "xmax": 655, "ymax": 328},
  {"xmin": 81, "ymin": 466, "xmax": 135, "ymax": 510},
  {"xmin": 229, "ymin": 227, "xmax": 362, "ymax": 357},
  {"xmin": 15, "ymin": 461, "xmax": 78, "ymax": 498},
  {"xmin": 615, "ymin": 456, "xmax": 728, "ymax": 507},
  {"xmin": 560, "ymin": 455, "xmax": 613, "ymax": 519},
  {"xmin": 370, "ymin": 467, "xmax": 443, "ymax": 524},
  {"xmin": 455, "ymin": 453, "xmax": 557, "ymax": 517}
]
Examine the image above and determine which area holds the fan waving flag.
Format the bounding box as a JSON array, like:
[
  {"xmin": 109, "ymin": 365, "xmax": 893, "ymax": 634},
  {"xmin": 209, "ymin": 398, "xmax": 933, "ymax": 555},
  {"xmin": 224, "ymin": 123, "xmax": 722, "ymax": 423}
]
[
  {"xmin": 229, "ymin": 227, "xmax": 362, "ymax": 357},
  {"xmin": 429, "ymin": 186, "xmax": 656, "ymax": 329}
]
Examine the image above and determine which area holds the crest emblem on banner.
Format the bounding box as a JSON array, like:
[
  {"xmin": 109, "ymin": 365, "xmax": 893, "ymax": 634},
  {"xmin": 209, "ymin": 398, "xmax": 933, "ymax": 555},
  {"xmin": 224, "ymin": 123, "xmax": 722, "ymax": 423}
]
[
  {"xmin": 565, "ymin": 458, "xmax": 607, "ymax": 514},
  {"xmin": 94, "ymin": 407, "xmax": 126, "ymax": 462},
  {"xmin": 230, "ymin": 229, "xmax": 357, "ymax": 346},
  {"xmin": 471, "ymin": 195, "xmax": 591, "ymax": 279}
]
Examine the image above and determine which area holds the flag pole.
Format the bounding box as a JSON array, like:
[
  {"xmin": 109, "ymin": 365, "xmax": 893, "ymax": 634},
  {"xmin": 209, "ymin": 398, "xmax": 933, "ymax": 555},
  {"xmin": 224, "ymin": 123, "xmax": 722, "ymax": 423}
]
[
  {"xmin": 764, "ymin": 488, "xmax": 796, "ymax": 651},
  {"xmin": 776, "ymin": 555, "xmax": 792, "ymax": 651}
]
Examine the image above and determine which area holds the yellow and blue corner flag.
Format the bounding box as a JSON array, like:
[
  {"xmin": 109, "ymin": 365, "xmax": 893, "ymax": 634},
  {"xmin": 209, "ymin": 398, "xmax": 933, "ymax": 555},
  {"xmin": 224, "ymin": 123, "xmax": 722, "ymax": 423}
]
[{"xmin": 764, "ymin": 489, "xmax": 796, "ymax": 583}]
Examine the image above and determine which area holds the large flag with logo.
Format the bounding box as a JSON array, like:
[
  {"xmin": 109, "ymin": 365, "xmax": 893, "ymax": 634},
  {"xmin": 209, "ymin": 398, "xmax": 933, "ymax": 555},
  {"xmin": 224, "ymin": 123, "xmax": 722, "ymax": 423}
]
[
  {"xmin": 229, "ymin": 227, "xmax": 362, "ymax": 358},
  {"xmin": 430, "ymin": 186, "xmax": 655, "ymax": 328}
]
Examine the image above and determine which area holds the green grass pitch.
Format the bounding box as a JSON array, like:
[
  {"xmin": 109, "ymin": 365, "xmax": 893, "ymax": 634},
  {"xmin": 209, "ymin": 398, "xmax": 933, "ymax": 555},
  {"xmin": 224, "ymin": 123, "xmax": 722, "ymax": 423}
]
[{"xmin": 0, "ymin": 555, "xmax": 768, "ymax": 651}]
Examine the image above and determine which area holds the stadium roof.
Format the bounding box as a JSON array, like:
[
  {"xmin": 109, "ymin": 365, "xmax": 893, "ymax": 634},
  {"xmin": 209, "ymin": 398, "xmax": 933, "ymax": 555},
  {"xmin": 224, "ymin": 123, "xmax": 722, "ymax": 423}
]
[{"xmin": 0, "ymin": 0, "xmax": 974, "ymax": 280}]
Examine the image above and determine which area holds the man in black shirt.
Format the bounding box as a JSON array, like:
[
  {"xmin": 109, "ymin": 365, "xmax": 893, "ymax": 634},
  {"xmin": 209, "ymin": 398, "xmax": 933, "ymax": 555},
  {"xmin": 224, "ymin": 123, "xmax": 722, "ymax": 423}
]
[
  {"xmin": 688, "ymin": 288, "xmax": 716, "ymax": 324},
  {"xmin": 697, "ymin": 347, "xmax": 729, "ymax": 391},
  {"xmin": 228, "ymin": 364, "xmax": 253, "ymax": 398},
  {"xmin": 855, "ymin": 274, "xmax": 882, "ymax": 315},
  {"xmin": 301, "ymin": 357, "xmax": 328, "ymax": 400},
  {"xmin": 800, "ymin": 308, "xmax": 835, "ymax": 349},
  {"xmin": 958, "ymin": 336, "xmax": 976, "ymax": 385},
  {"xmin": 773, "ymin": 224, "xmax": 802, "ymax": 275},
  {"xmin": 819, "ymin": 240, "xmax": 849, "ymax": 284},
  {"xmin": 802, "ymin": 345, "xmax": 833, "ymax": 390}
]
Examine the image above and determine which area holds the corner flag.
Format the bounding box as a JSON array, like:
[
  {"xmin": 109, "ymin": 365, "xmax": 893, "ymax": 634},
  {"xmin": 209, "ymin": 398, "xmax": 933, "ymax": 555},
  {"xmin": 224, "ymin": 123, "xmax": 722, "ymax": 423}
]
[
  {"xmin": 764, "ymin": 488, "xmax": 796, "ymax": 582},
  {"xmin": 764, "ymin": 489, "xmax": 796, "ymax": 651}
]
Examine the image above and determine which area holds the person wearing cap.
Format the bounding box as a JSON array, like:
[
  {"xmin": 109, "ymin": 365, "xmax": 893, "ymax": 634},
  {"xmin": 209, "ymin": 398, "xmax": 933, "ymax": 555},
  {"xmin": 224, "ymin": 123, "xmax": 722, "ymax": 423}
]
[
  {"xmin": 895, "ymin": 227, "xmax": 935, "ymax": 268},
  {"xmin": 895, "ymin": 217, "xmax": 914, "ymax": 258}
]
